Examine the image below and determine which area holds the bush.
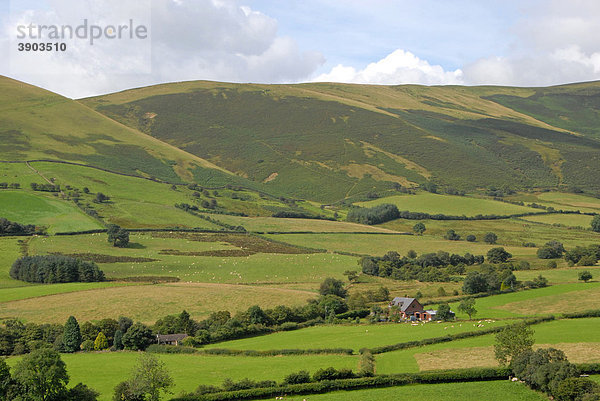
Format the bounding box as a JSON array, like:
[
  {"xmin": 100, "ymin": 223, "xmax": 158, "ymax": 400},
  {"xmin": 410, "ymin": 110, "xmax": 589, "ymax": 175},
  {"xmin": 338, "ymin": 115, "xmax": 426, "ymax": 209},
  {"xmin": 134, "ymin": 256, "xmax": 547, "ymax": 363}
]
[
  {"xmin": 466, "ymin": 235, "xmax": 476, "ymax": 242},
  {"xmin": 81, "ymin": 340, "xmax": 95, "ymax": 352},
  {"xmin": 313, "ymin": 367, "xmax": 355, "ymax": 381},
  {"xmin": 283, "ymin": 371, "xmax": 311, "ymax": 385}
]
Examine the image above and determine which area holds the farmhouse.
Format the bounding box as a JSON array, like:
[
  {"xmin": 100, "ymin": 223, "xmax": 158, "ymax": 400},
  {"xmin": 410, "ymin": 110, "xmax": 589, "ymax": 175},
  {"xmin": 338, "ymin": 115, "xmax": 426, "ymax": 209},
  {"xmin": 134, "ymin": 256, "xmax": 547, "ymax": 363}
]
[
  {"xmin": 389, "ymin": 297, "xmax": 436, "ymax": 321},
  {"xmin": 156, "ymin": 333, "xmax": 188, "ymax": 346}
]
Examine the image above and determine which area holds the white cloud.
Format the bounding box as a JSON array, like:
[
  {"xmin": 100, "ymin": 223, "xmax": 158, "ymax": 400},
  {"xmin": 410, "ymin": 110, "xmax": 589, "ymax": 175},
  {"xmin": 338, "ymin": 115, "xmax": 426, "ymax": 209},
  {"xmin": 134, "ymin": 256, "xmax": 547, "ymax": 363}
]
[
  {"xmin": 0, "ymin": 0, "xmax": 324, "ymax": 98},
  {"xmin": 314, "ymin": 49, "xmax": 463, "ymax": 85},
  {"xmin": 463, "ymin": 0, "xmax": 600, "ymax": 86}
]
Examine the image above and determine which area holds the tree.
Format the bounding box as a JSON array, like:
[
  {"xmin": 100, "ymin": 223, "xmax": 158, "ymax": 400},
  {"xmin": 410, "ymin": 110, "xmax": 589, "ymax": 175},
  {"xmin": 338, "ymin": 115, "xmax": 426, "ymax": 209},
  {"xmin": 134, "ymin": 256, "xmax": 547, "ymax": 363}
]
[
  {"xmin": 12, "ymin": 348, "xmax": 69, "ymax": 401},
  {"xmin": 579, "ymin": 271, "xmax": 593, "ymax": 283},
  {"xmin": 94, "ymin": 332, "xmax": 108, "ymax": 351},
  {"xmin": 343, "ymin": 270, "xmax": 359, "ymax": 282},
  {"xmin": 94, "ymin": 192, "xmax": 109, "ymax": 203},
  {"xmin": 592, "ymin": 215, "xmax": 600, "ymax": 233},
  {"xmin": 0, "ymin": 358, "xmax": 11, "ymax": 400},
  {"xmin": 319, "ymin": 277, "xmax": 347, "ymax": 298},
  {"xmin": 107, "ymin": 224, "xmax": 129, "ymax": 248},
  {"xmin": 466, "ymin": 234, "xmax": 476, "ymax": 242},
  {"xmin": 494, "ymin": 322, "xmax": 534, "ymax": 365},
  {"xmin": 413, "ymin": 222, "xmax": 426, "ymax": 235},
  {"xmin": 62, "ymin": 316, "xmax": 82, "ymax": 353},
  {"xmin": 121, "ymin": 323, "xmax": 153, "ymax": 351},
  {"xmin": 537, "ymin": 241, "xmax": 565, "ymax": 259},
  {"xmin": 444, "ymin": 229, "xmax": 461, "ymax": 241},
  {"xmin": 436, "ymin": 303, "xmax": 453, "ymax": 321},
  {"xmin": 66, "ymin": 383, "xmax": 99, "ymax": 401},
  {"xmin": 487, "ymin": 247, "xmax": 512, "ymax": 263},
  {"xmin": 484, "ymin": 232, "xmax": 498, "ymax": 244},
  {"xmin": 457, "ymin": 298, "xmax": 477, "ymax": 319},
  {"xmin": 462, "ymin": 271, "xmax": 489, "ymax": 294},
  {"xmin": 116, "ymin": 353, "xmax": 173, "ymax": 401},
  {"xmin": 113, "ymin": 330, "xmax": 124, "ymax": 351},
  {"xmin": 555, "ymin": 377, "xmax": 600, "ymax": 401}
]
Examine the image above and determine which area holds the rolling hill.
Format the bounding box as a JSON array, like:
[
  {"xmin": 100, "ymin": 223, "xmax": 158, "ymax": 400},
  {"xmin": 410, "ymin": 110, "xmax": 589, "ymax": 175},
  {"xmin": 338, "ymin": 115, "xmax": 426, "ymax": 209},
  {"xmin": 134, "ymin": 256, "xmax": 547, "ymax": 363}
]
[
  {"xmin": 0, "ymin": 75, "xmax": 238, "ymax": 186},
  {"xmin": 81, "ymin": 80, "xmax": 600, "ymax": 202}
]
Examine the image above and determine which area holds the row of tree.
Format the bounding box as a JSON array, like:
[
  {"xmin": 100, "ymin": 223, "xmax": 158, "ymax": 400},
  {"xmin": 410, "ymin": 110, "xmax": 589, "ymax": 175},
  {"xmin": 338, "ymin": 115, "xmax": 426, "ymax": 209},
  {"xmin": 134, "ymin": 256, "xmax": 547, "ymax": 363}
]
[
  {"xmin": 10, "ymin": 255, "xmax": 105, "ymax": 283},
  {"xmin": 29, "ymin": 182, "xmax": 60, "ymax": 192},
  {"xmin": 0, "ymin": 182, "xmax": 20, "ymax": 189},
  {"xmin": 0, "ymin": 218, "xmax": 36, "ymax": 236},
  {"xmin": 359, "ymin": 250, "xmax": 485, "ymax": 282},
  {"xmin": 537, "ymin": 240, "xmax": 600, "ymax": 266}
]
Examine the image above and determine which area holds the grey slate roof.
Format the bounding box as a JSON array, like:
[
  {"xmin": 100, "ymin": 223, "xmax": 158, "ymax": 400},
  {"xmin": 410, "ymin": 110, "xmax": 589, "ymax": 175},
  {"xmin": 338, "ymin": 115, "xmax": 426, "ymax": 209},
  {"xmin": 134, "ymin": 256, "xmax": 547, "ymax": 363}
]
[
  {"xmin": 156, "ymin": 333, "xmax": 188, "ymax": 342},
  {"xmin": 390, "ymin": 297, "xmax": 417, "ymax": 312}
]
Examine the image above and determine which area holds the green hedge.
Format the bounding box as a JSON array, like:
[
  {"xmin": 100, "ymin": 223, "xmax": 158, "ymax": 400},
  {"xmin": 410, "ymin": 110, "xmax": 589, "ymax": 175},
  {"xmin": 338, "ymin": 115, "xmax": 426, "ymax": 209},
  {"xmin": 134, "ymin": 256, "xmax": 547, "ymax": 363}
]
[
  {"xmin": 563, "ymin": 309, "xmax": 600, "ymax": 319},
  {"xmin": 170, "ymin": 367, "xmax": 511, "ymax": 401},
  {"xmin": 198, "ymin": 348, "xmax": 354, "ymax": 357}
]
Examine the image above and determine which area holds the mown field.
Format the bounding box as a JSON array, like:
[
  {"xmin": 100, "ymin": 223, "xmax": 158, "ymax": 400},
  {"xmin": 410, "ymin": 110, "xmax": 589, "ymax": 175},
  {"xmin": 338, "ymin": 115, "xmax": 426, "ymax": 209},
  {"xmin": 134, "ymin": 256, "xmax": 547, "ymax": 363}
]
[
  {"xmin": 519, "ymin": 213, "xmax": 594, "ymax": 228},
  {"xmin": 376, "ymin": 318, "xmax": 600, "ymax": 374},
  {"xmin": 0, "ymin": 190, "xmax": 102, "ymax": 233},
  {"xmin": 8, "ymin": 352, "xmax": 357, "ymax": 401},
  {"xmin": 356, "ymin": 193, "xmax": 538, "ymax": 216},
  {"xmin": 449, "ymin": 282, "xmax": 600, "ymax": 319},
  {"xmin": 0, "ymin": 282, "xmax": 317, "ymax": 324},
  {"xmin": 275, "ymin": 381, "xmax": 547, "ymax": 401}
]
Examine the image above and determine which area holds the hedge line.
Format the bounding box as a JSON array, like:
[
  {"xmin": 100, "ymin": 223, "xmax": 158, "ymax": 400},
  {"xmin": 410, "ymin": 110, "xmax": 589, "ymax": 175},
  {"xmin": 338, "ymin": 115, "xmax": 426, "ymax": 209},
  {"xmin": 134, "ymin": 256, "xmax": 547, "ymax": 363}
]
[
  {"xmin": 197, "ymin": 348, "xmax": 354, "ymax": 357},
  {"xmin": 368, "ymin": 316, "xmax": 555, "ymax": 355},
  {"xmin": 562, "ymin": 309, "xmax": 600, "ymax": 319},
  {"xmin": 170, "ymin": 367, "xmax": 511, "ymax": 401}
]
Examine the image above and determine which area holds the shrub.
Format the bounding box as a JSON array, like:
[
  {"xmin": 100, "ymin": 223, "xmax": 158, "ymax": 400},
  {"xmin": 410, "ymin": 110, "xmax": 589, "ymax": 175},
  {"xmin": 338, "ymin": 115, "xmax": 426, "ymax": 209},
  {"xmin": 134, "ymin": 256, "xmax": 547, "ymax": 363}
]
[
  {"xmin": 466, "ymin": 235, "xmax": 476, "ymax": 242},
  {"xmin": 81, "ymin": 340, "xmax": 95, "ymax": 352},
  {"xmin": 313, "ymin": 367, "xmax": 355, "ymax": 381},
  {"xmin": 283, "ymin": 371, "xmax": 311, "ymax": 385}
]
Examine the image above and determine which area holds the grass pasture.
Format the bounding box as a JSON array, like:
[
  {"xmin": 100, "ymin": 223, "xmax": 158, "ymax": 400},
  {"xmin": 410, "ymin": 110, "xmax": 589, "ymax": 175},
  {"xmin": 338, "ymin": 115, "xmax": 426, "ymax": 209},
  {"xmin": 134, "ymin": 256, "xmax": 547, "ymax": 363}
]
[
  {"xmin": 356, "ymin": 193, "xmax": 537, "ymax": 217},
  {"xmin": 536, "ymin": 192, "xmax": 600, "ymax": 213},
  {"xmin": 0, "ymin": 237, "xmax": 27, "ymax": 288},
  {"xmin": 204, "ymin": 319, "xmax": 511, "ymax": 352},
  {"xmin": 0, "ymin": 282, "xmax": 317, "ymax": 324},
  {"xmin": 0, "ymin": 282, "xmax": 138, "ymax": 303},
  {"xmin": 450, "ymin": 282, "xmax": 600, "ymax": 319},
  {"xmin": 276, "ymin": 381, "xmax": 546, "ymax": 401},
  {"xmin": 28, "ymin": 233, "xmax": 356, "ymax": 286},
  {"xmin": 205, "ymin": 214, "xmax": 397, "ymax": 233},
  {"xmin": 265, "ymin": 232, "xmax": 537, "ymax": 259},
  {"xmin": 519, "ymin": 213, "xmax": 594, "ymax": 228},
  {"xmin": 8, "ymin": 351, "xmax": 357, "ymax": 401},
  {"xmin": 0, "ymin": 190, "xmax": 102, "ymax": 233}
]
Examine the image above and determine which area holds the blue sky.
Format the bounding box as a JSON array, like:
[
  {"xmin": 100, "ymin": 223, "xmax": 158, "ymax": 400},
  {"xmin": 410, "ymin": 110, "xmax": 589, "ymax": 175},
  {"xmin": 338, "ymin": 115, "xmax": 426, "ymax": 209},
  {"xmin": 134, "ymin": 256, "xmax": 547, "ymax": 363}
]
[
  {"xmin": 1, "ymin": 0, "xmax": 600, "ymax": 98},
  {"xmin": 247, "ymin": 0, "xmax": 521, "ymax": 72}
]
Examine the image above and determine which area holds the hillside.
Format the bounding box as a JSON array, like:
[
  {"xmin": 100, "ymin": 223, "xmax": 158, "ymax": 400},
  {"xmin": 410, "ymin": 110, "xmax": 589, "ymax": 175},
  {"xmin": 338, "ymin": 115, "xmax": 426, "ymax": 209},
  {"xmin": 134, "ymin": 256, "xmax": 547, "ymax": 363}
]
[
  {"xmin": 0, "ymin": 76, "xmax": 237, "ymax": 186},
  {"xmin": 81, "ymin": 80, "xmax": 600, "ymax": 202}
]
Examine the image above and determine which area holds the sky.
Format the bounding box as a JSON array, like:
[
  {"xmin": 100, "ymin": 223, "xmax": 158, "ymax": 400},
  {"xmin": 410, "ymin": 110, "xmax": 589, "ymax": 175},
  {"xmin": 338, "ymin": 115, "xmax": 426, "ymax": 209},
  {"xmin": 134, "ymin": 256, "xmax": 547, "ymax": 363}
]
[{"xmin": 1, "ymin": 0, "xmax": 600, "ymax": 98}]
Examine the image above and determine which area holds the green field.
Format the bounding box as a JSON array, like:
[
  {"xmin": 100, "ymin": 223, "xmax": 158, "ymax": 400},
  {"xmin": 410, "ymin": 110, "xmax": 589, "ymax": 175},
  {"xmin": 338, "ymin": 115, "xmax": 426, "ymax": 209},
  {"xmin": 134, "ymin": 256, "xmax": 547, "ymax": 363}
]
[
  {"xmin": 204, "ymin": 320, "xmax": 511, "ymax": 352},
  {"xmin": 0, "ymin": 282, "xmax": 317, "ymax": 324},
  {"xmin": 0, "ymin": 237, "xmax": 27, "ymax": 288},
  {"xmin": 0, "ymin": 282, "xmax": 138, "ymax": 303},
  {"xmin": 380, "ymin": 217, "xmax": 598, "ymax": 253},
  {"xmin": 265, "ymin": 232, "xmax": 537, "ymax": 259},
  {"xmin": 450, "ymin": 282, "xmax": 600, "ymax": 319},
  {"xmin": 8, "ymin": 352, "xmax": 357, "ymax": 401},
  {"xmin": 520, "ymin": 213, "xmax": 594, "ymax": 228},
  {"xmin": 376, "ymin": 318, "xmax": 600, "ymax": 374},
  {"xmin": 207, "ymin": 214, "xmax": 396, "ymax": 233},
  {"xmin": 356, "ymin": 193, "xmax": 538, "ymax": 216},
  {"xmin": 27, "ymin": 233, "xmax": 355, "ymax": 286},
  {"xmin": 0, "ymin": 190, "xmax": 102, "ymax": 233},
  {"xmin": 277, "ymin": 381, "xmax": 547, "ymax": 401}
]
